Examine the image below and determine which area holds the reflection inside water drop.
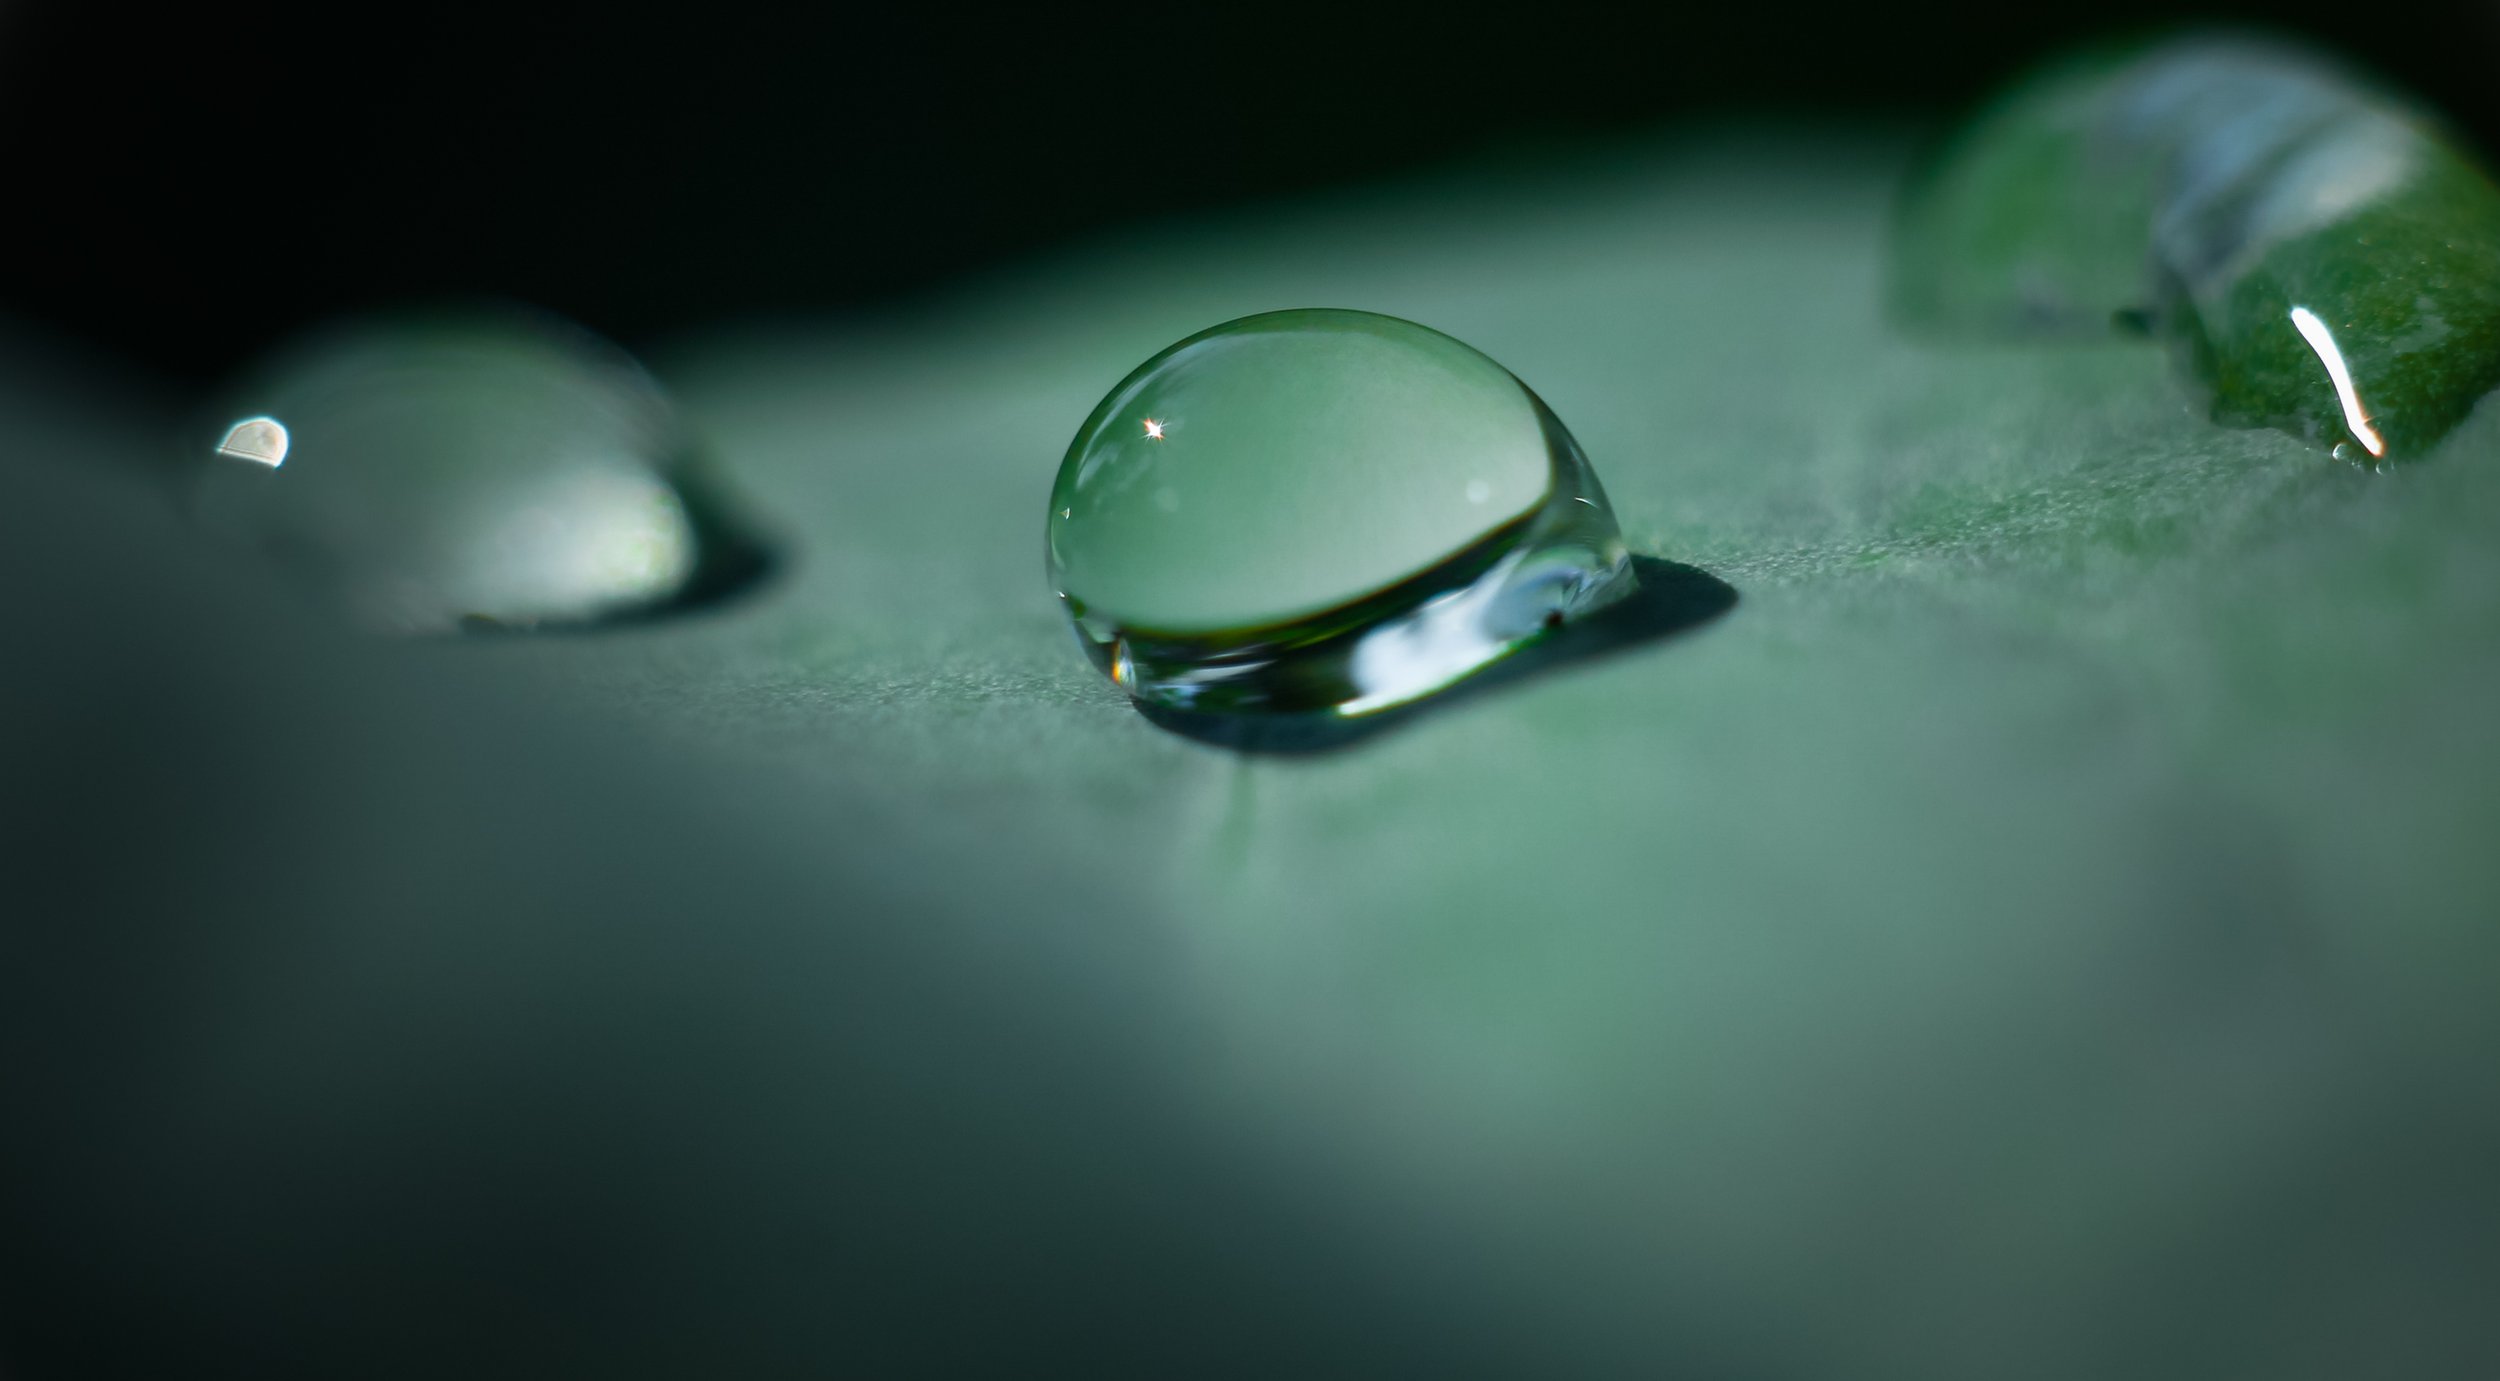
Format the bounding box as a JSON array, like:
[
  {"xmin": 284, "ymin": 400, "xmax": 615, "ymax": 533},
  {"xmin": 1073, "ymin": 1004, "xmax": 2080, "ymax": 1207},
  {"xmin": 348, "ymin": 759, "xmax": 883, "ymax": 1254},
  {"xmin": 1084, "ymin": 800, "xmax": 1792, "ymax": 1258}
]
[
  {"xmin": 1047, "ymin": 309, "xmax": 1637, "ymax": 717},
  {"xmin": 197, "ymin": 311, "xmax": 766, "ymax": 633}
]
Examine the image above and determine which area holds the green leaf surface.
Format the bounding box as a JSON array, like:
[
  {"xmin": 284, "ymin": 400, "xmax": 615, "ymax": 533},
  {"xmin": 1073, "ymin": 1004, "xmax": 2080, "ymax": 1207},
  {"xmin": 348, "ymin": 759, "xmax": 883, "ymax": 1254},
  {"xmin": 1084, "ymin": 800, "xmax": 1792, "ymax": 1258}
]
[{"xmin": 539, "ymin": 132, "xmax": 2500, "ymax": 1371}]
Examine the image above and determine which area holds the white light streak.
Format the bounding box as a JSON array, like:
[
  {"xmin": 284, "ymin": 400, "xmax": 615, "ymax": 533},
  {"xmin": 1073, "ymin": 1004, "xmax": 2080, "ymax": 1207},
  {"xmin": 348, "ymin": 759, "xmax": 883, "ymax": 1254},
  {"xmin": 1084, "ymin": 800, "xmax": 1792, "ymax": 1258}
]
[{"xmin": 2289, "ymin": 306, "xmax": 2385, "ymax": 459}]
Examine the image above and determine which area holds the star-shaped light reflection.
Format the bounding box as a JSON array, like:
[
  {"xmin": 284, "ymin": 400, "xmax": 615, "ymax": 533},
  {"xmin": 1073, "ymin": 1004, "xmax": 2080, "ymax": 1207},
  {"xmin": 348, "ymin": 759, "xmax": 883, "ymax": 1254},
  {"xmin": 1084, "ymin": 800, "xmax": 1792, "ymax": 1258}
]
[{"xmin": 1142, "ymin": 418, "xmax": 1166, "ymax": 440}]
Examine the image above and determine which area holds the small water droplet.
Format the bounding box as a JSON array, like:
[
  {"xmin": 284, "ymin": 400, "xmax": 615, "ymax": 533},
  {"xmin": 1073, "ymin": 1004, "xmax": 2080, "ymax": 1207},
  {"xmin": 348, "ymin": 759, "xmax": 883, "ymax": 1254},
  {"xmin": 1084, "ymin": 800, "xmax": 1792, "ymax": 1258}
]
[
  {"xmin": 195, "ymin": 310, "xmax": 767, "ymax": 633},
  {"xmin": 1045, "ymin": 308, "xmax": 1635, "ymax": 716}
]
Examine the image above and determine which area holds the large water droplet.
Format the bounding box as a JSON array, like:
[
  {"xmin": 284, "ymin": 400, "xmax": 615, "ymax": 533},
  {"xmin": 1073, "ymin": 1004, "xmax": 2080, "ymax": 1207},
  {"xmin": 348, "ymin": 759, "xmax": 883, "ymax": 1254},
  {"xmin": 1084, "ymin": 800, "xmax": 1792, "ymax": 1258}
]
[
  {"xmin": 196, "ymin": 311, "xmax": 766, "ymax": 633},
  {"xmin": 1046, "ymin": 309, "xmax": 1636, "ymax": 716}
]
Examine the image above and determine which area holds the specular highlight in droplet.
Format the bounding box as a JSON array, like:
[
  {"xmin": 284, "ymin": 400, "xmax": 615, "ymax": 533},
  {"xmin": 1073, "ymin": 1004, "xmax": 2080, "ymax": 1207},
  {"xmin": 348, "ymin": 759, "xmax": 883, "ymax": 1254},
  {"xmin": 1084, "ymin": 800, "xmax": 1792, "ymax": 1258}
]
[
  {"xmin": 1046, "ymin": 308, "xmax": 1636, "ymax": 717},
  {"xmin": 1892, "ymin": 35, "xmax": 2500, "ymax": 463},
  {"xmin": 195, "ymin": 311, "xmax": 767, "ymax": 633},
  {"xmin": 215, "ymin": 416, "xmax": 288, "ymax": 467}
]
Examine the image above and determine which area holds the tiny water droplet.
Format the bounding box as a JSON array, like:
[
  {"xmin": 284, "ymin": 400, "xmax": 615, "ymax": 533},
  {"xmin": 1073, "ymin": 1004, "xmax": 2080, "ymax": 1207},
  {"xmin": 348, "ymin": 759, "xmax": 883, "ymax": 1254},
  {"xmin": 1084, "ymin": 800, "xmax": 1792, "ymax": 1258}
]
[
  {"xmin": 1045, "ymin": 308, "xmax": 1635, "ymax": 716},
  {"xmin": 195, "ymin": 310, "xmax": 766, "ymax": 633}
]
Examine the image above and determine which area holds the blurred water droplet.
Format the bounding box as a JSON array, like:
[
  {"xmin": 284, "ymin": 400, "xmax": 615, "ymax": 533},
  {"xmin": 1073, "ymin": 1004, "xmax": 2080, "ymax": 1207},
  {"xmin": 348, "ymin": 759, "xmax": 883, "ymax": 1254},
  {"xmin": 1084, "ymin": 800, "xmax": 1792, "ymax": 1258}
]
[
  {"xmin": 1894, "ymin": 36, "xmax": 2500, "ymax": 461},
  {"xmin": 196, "ymin": 310, "xmax": 767, "ymax": 633}
]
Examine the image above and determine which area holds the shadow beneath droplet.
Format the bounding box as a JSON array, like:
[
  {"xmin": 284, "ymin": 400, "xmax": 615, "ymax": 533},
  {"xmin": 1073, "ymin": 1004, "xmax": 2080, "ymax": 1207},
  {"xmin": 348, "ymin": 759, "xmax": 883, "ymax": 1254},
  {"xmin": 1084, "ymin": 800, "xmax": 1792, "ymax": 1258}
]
[{"xmin": 1136, "ymin": 556, "xmax": 1737, "ymax": 756}]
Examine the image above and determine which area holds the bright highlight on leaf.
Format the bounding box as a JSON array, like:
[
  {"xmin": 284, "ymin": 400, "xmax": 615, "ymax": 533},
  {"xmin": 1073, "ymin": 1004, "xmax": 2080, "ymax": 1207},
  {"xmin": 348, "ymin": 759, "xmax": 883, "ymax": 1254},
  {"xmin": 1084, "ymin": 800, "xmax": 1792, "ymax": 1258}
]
[{"xmin": 2289, "ymin": 306, "xmax": 2386, "ymax": 459}]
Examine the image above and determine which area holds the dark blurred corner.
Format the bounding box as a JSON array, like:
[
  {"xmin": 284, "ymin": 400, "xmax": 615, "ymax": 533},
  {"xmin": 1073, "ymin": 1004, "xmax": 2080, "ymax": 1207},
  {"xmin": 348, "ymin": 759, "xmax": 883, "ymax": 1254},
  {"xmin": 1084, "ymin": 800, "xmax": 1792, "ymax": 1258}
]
[{"xmin": 4, "ymin": 0, "xmax": 2498, "ymax": 382}]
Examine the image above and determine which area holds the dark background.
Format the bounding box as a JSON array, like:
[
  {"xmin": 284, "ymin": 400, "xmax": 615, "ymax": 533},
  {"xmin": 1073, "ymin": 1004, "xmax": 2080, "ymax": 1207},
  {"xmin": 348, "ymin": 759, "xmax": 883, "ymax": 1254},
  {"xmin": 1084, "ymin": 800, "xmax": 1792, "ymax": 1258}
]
[{"xmin": 5, "ymin": 0, "xmax": 2499, "ymax": 380}]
